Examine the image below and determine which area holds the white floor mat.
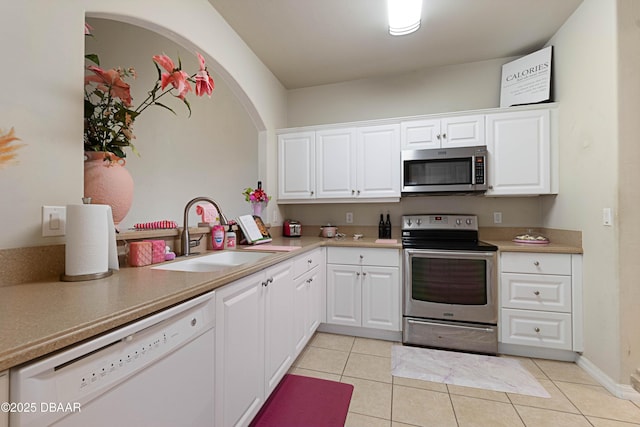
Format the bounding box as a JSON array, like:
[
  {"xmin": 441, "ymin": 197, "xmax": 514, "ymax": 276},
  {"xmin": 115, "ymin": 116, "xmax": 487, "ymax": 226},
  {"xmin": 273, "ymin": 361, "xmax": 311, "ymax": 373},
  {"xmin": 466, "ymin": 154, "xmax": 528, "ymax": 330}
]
[{"xmin": 392, "ymin": 345, "xmax": 550, "ymax": 398}]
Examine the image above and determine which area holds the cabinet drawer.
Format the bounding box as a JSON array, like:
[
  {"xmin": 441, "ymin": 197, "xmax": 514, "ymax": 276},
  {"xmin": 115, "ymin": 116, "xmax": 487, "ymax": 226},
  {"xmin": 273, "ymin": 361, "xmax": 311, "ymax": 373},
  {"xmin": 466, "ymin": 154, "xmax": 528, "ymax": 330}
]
[
  {"xmin": 501, "ymin": 252, "xmax": 571, "ymax": 275},
  {"xmin": 327, "ymin": 247, "xmax": 399, "ymax": 267},
  {"xmin": 293, "ymin": 249, "xmax": 324, "ymax": 278},
  {"xmin": 501, "ymin": 273, "xmax": 571, "ymax": 312},
  {"xmin": 500, "ymin": 308, "xmax": 572, "ymax": 350}
]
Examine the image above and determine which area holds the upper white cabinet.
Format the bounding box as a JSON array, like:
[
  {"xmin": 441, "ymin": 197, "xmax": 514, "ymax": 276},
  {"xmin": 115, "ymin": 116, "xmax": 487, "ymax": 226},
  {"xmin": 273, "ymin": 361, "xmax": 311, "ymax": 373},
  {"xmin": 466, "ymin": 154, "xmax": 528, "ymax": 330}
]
[
  {"xmin": 401, "ymin": 115, "xmax": 485, "ymax": 150},
  {"xmin": 485, "ymin": 109, "xmax": 555, "ymax": 196},
  {"xmin": 356, "ymin": 124, "xmax": 401, "ymax": 199},
  {"xmin": 316, "ymin": 127, "xmax": 357, "ymax": 199},
  {"xmin": 279, "ymin": 124, "xmax": 400, "ymax": 202},
  {"xmin": 278, "ymin": 131, "xmax": 316, "ymax": 200}
]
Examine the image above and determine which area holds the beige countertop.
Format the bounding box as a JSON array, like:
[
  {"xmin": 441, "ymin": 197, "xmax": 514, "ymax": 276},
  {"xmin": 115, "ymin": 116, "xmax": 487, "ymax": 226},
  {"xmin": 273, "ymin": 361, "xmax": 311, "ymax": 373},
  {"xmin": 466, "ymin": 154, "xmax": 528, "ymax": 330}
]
[{"xmin": 0, "ymin": 234, "xmax": 579, "ymax": 372}]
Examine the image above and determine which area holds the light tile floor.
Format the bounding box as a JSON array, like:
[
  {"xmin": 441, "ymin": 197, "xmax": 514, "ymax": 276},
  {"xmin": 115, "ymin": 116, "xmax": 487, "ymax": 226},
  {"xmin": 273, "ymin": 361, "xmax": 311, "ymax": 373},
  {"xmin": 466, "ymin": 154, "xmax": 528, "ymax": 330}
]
[{"xmin": 289, "ymin": 332, "xmax": 640, "ymax": 427}]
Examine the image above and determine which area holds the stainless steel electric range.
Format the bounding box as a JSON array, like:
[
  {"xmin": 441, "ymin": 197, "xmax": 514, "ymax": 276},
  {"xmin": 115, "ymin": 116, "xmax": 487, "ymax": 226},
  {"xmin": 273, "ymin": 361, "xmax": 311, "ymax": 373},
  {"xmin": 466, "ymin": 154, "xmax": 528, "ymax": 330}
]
[{"xmin": 402, "ymin": 214, "xmax": 499, "ymax": 354}]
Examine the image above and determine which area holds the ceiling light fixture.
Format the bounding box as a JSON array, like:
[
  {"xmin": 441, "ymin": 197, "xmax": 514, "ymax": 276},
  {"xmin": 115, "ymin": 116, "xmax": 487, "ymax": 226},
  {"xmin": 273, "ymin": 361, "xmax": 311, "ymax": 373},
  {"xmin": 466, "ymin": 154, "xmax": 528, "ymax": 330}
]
[{"xmin": 387, "ymin": 0, "xmax": 422, "ymax": 36}]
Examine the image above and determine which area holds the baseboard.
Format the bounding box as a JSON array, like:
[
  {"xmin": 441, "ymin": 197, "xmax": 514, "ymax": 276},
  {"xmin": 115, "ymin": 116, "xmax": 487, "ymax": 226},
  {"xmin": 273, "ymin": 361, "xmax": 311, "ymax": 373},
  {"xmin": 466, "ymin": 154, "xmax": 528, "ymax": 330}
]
[
  {"xmin": 317, "ymin": 323, "xmax": 402, "ymax": 342},
  {"xmin": 577, "ymin": 355, "xmax": 640, "ymax": 401}
]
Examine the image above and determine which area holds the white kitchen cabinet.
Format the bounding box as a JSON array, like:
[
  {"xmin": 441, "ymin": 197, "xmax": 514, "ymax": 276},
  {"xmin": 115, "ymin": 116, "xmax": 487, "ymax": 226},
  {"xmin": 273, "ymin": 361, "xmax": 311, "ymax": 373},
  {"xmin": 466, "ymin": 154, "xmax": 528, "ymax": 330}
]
[
  {"xmin": 0, "ymin": 371, "xmax": 7, "ymax": 427},
  {"xmin": 499, "ymin": 252, "xmax": 583, "ymax": 352},
  {"xmin": 278, "ymin": 124, "xmax": 400, "ymax": 202},
  {"xmin": 292, "ymin": 248, "xmax": 326, "ymax": 356},
  {"xmin": 486, "ymin": 109, "xmax": 553, "ymax": 195},
  {"xmin": 278, "ymin": 131, "xmax": 316, "ymax": 200},
  {"xmin": 315, "ymin": 124, "xmax": 400, "ymax": 200},
  {"xmin": 264, "ymin": 262, "xmax": 294, "ymax": 394},
  {"xmin": 401, "ymin": 114, "xmax": 485, "ymax": 150},
  {"xmin": 326, "ymin": 247, "xmax": 401, "ymax": 331},
  {"xmin": 215, "ymin": 260, "xmax": 294, "ymax": 426},
  {"xmin": 356, "ymin": 124, "xmax": 401, "ymax": 199},
  {"xmin": 215, "ymin": 272, "xmax": 265, "ymax": 427},
  {"xmin": 316, "ymin": 127, "xmax": 357, "ymax": 199}
]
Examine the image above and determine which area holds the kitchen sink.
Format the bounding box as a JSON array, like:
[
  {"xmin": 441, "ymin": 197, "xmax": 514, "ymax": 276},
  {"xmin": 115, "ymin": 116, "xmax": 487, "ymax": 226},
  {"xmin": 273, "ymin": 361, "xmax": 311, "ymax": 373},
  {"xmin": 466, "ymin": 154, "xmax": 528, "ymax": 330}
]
[{"xmin": 151, "ymin": 250, "xmax": 273, "ymax": 273}]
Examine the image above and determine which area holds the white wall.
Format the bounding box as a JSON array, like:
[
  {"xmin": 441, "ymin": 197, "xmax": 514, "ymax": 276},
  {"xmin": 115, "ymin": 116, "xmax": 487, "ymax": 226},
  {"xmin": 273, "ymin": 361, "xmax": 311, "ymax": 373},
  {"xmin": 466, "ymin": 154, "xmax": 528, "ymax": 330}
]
[
  {"xmin": 86, "ymin": 18, "xmax": 258, "ymax": 229},
  {"xmin": 543, "ymin": 0, "xmax": 621, "ymax": 382},
  {"xmin": 0, "ymin": 0, "xmax": 287, "ymax": 250},
  {"xmin": 287, "ymin": 57, "xmax": 516, "ymax": 127}
]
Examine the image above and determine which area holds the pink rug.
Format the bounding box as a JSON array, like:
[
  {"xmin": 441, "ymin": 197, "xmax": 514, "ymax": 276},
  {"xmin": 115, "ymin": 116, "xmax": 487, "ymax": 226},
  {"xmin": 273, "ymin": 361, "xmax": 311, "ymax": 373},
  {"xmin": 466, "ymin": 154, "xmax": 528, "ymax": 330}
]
[{"xmin": 250, "ymin": 374, "xmax": 354, "ymax": 427}]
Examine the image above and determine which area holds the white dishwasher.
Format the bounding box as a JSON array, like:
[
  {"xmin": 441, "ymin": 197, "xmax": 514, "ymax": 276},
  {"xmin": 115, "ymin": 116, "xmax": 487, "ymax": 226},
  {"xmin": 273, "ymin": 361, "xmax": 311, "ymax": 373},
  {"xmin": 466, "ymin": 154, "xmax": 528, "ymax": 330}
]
[{"xmin": 10, "ymin": 291, "xmax": 216, "ymax": 427}]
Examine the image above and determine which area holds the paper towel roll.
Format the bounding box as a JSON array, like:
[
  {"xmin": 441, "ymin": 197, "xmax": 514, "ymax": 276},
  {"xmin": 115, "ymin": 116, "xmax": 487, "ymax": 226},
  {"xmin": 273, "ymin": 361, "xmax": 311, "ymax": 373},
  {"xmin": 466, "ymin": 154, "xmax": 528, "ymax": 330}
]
[{"xmin": 64, "ymin": 204, "xmax": 119, "ymax": 278}]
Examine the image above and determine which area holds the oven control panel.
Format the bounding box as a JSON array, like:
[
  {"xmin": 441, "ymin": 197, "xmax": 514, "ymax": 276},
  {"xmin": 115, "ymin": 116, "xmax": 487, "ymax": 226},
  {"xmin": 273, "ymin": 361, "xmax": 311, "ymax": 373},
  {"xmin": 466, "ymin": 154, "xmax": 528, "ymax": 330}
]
[{"xmin": 402, "ymin": 214, "xmax": 478, "ymax": 230}]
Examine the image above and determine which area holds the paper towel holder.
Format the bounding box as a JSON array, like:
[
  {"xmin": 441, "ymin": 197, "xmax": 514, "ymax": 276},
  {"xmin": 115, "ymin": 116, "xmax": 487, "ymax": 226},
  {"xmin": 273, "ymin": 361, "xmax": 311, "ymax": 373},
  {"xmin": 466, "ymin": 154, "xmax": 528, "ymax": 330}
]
[{"xmin": 61, "ymin": 269, "xmax": 113, "ymax": 282}]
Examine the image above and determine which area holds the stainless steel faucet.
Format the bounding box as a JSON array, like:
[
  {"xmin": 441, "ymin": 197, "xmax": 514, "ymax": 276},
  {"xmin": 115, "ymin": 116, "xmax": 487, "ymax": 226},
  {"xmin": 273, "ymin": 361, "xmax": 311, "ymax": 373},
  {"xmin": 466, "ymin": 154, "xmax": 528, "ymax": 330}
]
[{"xmin": 181, "ymin": 197, "xmax": 228, "ymax": 256}]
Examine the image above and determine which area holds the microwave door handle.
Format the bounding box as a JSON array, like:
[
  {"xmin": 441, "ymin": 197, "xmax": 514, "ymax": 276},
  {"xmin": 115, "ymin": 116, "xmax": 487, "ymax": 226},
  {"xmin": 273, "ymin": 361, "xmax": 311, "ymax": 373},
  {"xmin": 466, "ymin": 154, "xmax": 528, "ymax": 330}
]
[{"xmin": 471, "ymin": 155, "xmax": 476, "ymax": 185}]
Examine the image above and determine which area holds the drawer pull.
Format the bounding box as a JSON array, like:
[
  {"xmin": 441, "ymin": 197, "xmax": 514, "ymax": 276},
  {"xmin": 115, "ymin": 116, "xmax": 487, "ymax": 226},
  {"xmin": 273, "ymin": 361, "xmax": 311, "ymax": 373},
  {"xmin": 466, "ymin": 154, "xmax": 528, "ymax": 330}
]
[
  {"xmin": 534, "ymin": 327, "xmax": 541, "ymax": 333},
  {"xmin": 533, "ymin": 291, "xmax": 540, "ymax": 296},
  {"xmin": 533, "ymin": 261, "xmax": 540, "ymax": 266}
]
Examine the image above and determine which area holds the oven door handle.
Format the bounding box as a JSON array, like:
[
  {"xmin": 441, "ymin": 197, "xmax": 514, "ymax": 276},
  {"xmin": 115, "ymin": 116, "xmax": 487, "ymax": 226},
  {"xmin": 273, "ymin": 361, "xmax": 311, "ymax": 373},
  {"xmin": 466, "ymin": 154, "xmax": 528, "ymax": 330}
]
[
  {"xmin": 406, "ymin": 319, "xmax": 495, "ymax": 333},
  {"xmin": 404, "ymin": 249, "xmax": 496, "ymax": 259}
]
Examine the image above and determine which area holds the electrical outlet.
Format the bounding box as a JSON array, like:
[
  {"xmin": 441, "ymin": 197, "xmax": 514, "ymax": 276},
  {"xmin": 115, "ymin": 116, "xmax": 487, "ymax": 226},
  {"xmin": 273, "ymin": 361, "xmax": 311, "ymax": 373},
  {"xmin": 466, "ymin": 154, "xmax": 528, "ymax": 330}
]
[
  {"xmin": 346, "ymin": 212, "xmax": 353, "ymax": 224},
  {"xmin": 42, "ymin": 206, "xmax": 66, "ymax": 237},
  {"xmin": 493, "ymin": 212, "xmax": 502, "ymax": 224}
]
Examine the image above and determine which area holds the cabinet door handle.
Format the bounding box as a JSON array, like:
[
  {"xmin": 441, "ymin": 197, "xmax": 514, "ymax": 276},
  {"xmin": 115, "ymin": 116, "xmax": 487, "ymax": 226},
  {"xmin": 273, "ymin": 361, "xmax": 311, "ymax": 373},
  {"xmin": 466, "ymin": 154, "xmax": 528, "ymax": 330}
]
[
  {"xmin": 261, "ymin": 281, "xmax": 267, "ymax": 287},
  {"xmin": 437, "ymin": 134, "xmax": 441, "ymax": 140},
  {"xmin": 359, "ymin": 255, "xmax": 364, "ymax": 260},
  {"xmin": 351, "ymin": 190, "xmax": 355, "ymax": 195},
  {"xmin": 267, "ymin": 277, "xmax": 274, "ymax": 284},
  {"xmin": 356, "ymin": 272, "xmax": 360, "ymax": 277},
  {"xmin": 442, "ymin": 133, "xmax": 447, "ymax": 139},
  {"xmin": 533, "ymin": 261, "xmax": 540, "ymax": 266},
  {"xmin": 362, "ymin": 272, "xmax": 367, "ymax": 276},
  {"xmin": 310, "ymin": 191, "xmax": 314, "ymax": 196},
  {"xmin": 307, "ymin": 259, "xmax": 312, "ymax": 264},
  {"xmin": 357, "ymin": 190, "xmax": 360, "ymax": 195},
  {"xmin": 534, "ymin": 327, "xmax": 541, "ymax": 333},
  {"xmin": 533, "ymin": 290, "xmax": 540, "ymax": 296}
]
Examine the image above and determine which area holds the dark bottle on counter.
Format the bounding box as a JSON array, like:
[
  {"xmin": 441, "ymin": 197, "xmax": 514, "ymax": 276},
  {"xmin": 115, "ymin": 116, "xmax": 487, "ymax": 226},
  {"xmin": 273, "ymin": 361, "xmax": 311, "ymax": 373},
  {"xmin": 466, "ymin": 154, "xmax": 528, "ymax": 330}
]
[
  {"xmin": 384, "ymin": 213, "xmax": 392, "ymax": 238},
  {"xmin": 378, "ymin": 214, "xmax": 385, "ymax": 239}
]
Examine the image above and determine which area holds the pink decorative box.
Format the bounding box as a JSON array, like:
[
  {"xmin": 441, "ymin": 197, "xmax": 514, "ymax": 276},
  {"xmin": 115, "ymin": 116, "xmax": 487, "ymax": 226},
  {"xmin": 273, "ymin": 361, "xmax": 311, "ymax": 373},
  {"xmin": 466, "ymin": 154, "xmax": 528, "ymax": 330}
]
[
  {"xmin": 129, "ymin": 242, "xmax": 153, "ymax": 267},
  {"xmin": 144, "ymin": 239, "xmax": 166, "ymax": 264}
]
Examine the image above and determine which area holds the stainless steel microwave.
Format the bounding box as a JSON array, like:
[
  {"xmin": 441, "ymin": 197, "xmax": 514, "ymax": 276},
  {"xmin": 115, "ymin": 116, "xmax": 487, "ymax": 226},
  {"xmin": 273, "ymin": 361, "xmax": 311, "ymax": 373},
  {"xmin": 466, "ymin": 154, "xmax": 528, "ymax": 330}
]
[{"xmin": 401, "ymin": 145, "xmax": 488, "ymax": 194}]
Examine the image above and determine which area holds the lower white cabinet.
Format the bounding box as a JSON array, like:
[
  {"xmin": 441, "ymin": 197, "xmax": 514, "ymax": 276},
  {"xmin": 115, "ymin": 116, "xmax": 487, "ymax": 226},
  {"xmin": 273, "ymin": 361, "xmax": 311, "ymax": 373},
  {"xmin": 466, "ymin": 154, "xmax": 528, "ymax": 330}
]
[
  {"xmin": 215, "ymin": 248, "xmax": 325, "ymax": 427},
  {"xmin": 0, "ymin": 371, "xmax": 7, "ymax": 427},
  {"xmin": 215, "ymin": 271, "xmax": 266, "ymax": 427},
  {"xmin": 215, "ymin": 261, "xmax": 293, "ymax": 427},
  {"xmin": 264, "ymin": 262, "xmax": 295, "ymax": 394},
  {"xmin": 293, "ymin": 249, "xmax": 326, "ymax": 355},
  {"xmin": 326, "ymin": 247, "xmax": 401, "ymax": 331},
  {"xmin": 499, "ymin": 252, "xmax": 583, "ymax": 352}
]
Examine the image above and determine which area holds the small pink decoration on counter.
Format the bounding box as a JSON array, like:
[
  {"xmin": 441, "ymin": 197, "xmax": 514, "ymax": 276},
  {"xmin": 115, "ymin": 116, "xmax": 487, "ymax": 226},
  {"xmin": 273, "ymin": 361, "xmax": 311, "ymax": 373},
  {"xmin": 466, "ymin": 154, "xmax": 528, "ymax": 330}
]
[
  {"xmin": 195, "ymin": 203, "xmax": 218, "ymax": 224},
  {"xmin": 129, "ymin": 242, "xmax": 153, "ymax": 266},
  {"xmin": 375, "ymin": 239, "xmax": 398, "ymax": 244},
  {"xmin": 133, "ymin": 220, "xmax": 178, "ymax": 230},
  {"xmin": 144, "ymin": 239, "xmax": 166, "ymax": 263},
  {"xmin": 164, "ymin": 245, "xmax": 176, "ymax": 261}
]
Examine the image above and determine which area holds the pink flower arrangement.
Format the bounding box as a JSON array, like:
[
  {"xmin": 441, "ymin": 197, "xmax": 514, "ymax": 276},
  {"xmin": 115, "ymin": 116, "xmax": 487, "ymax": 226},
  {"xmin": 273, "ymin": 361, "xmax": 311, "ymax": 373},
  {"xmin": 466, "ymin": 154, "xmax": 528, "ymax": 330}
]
[
  {"xmin": 243, "ymin": 181, "xmax": 271, "ymax": 204},
  {"xmin": 84, "ymin": 25, "xmax": 215, "ymax": 159}
]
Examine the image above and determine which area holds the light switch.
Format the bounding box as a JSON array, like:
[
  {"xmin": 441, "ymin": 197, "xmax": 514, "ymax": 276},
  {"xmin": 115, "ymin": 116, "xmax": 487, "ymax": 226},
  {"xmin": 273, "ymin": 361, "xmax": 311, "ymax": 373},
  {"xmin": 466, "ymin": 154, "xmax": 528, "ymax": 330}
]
[
  {"xmin": 603, "ymin": 208, "xmax": 613, "ymax": 226},
  {"xmin": 42, "ymin": 206, "xmax": 66, "ymax": 237}
]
